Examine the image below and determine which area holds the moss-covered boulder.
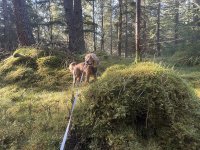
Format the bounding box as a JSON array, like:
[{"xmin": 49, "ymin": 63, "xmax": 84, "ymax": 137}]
[{"xmin": 69, "ymin": 62, "xmax": 200, "ymax": 150}]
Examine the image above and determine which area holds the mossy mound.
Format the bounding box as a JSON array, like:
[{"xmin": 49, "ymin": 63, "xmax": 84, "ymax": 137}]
[
  {"xmin": 0, "ymin": 56, "xmax": 36, "ymax": 75},
  {"xmin": 37, "ymin": 56, "xmax": 63, "ymax": 68},
  {"xmin": 13, "ymin": 47, "xmax": 43, "ymax": 58},
  {"xmin": 70, "ymin": 62, "xmax": 200, "ymax": 150},
  {"xmin": 4, "ymin": 67, "xmax": 35, "ymax": 82},
  {"xmin": 0, "ymin": 47, "xmax": 73, "ymax": 89}
]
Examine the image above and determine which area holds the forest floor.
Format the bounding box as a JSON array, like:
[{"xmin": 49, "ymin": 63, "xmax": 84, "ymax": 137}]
[{"xmin": 0, "ymin": 50, "xmax": 200, "ymax": 149}]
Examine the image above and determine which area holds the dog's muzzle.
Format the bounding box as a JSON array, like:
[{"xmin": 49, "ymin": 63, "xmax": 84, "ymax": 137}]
[{"xmin": 86, "ymin": 61, "xmax": 93, "ymax": 65}]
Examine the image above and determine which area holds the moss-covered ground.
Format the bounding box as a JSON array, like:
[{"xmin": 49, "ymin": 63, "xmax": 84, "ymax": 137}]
[{"xmin": 0, "ymin": 48, "xmax": 200, "ymax": 149}]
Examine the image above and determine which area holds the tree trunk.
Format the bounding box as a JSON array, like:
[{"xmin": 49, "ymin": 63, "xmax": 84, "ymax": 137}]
[
  {"xmin": 118, "ymin": 0, "xmax": 122, "ymax": 57},
  {"xmin": 35, "ymin": 0, "xmax": 40, "ymax": 43},
  {"xmin": 174, "ymin": 0, "xmax": 179, "ymax": 45},
  {"xmin": 93, "ymin": 0, "xmax": 96, "ymax": 51},
  {"xmin": 49, "ymin": 0, "xmax": 53, "ymax": 48},
  {"xmin": 110, "ymin": 0, "xmax": 113, "ymax": 55},
  {"xmin": 64, "ymin": 0, "xmax": 75, "ymax": 51},
  {"xmin": 156, "ymin": 0, "xmax": 161, "ymax": 56},
  {"xmin": 135, "ymin": 0, "xmax": 141, "ymax": 62},
  {"xmin": 12, "ymin": 0, "xmax": 35, "ymax": 46},
  {"xmin": 2, "ymin": 0, "xmax": 9, "ymax": 50},
  {"xmin": 74, "ymin": 0, "xmax": 85, "ymax": 52},
  {"xmin": 100, "ymin": 1, "xmax": 104, "ymax": 51},
  {"xmin": 125, "ymin": 0, "xmax": 128, "ymax": 58},
  {"xmin": 64, "ymin": 0, "xmax": 85, "ymax": 53}
]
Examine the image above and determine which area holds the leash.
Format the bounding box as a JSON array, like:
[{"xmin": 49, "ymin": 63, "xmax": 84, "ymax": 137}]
[
  {"xmin": 60, "ymin": 62, "xmax": 87, "ymax": 150},
  {"xmin": 60, "ymin": 91, "xmax": 78, "ymax": 150}
]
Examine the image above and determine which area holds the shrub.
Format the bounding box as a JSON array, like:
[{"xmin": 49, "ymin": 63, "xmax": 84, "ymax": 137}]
[{"xmin": 69, "ymin": 62, "xmax": 200, "ymax": 150}]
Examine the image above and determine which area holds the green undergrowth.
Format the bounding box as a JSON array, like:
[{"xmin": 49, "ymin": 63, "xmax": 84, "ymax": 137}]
[
  {"xmin": 69, "ymin": 62, "xmax": 200, "ymax": 150},
  {"xmin": 0, "ymin": 47, "xmax": 74, "ymax": 90},
  {"xmin": 0, "ymin": 47, "xmax": 135, "ymax": 149},
  {"xmin": 0, "ymin": 47, "xmax": 76, "ymax": 149},
  {"xmin": 171, "ymin": 43, "xmax": 200, "ymax": 66},
  {"xmin": 0, "ymin": 84, "xmax": 73, "ymax": 149},
  {"xmin": 1, "ymin": 48, "xmax": 200, "ymax": 149}
]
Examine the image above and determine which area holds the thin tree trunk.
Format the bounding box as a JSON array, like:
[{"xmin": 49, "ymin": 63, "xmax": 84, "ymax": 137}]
[
  {"xmin": 93, "ymin": 0, "xmax": 96, "ymax": 51},
  {"xmin": 2, "ymin": 0, "xmax": 9, "ymax": 50},
  {"xmin": 49, "ymin": 0, "xmax": 53, "ymax": 47},
  {"xmin": 12, "ymin": 0, "xmax": 35, "ymax": 46},
  {"xmin": 156, "ymin": 0, "xmax": 161, "ymax": 56},
  {"xmin": 110, "ymin": 0, "xmax": 113, "ymax": 55},
  {"xmin": 118, "ymin": 0, "xmax": 122, "ymax": 57},
  {"xmin": 174, "ymin": 0, "xmax": 179, "ymax": 45},
  {"xmin": 35, "ymin": 0, "xmax": 40, "ymax": 43},
  {"xmin": 192, "ymin": 0, "xmax": 200, "ymax": 41},
  {"xmin": 100, "ymin": 1, "xmax": 104, "ymax": 51},
  {"xmin": 135, "ymin": 0, "xmax": 141, "ymax": 62},
  {"xmin": 125, "ymin": 0, "xmax": 128, "ymax": 58}
]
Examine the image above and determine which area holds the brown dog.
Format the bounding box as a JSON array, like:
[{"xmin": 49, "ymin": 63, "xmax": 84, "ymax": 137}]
[{"xmin": 69, "ymin": 62, "xmax": 97, "ymax": 86}]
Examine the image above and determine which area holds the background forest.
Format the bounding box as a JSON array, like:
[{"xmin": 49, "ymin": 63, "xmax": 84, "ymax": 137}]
[{"xmin": 0, "ymin": 0, "xmax": 199, "ymax": 56}]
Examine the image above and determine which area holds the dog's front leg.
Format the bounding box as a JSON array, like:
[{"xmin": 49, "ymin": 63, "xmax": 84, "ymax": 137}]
[{"xmin": 85, "ymin": 72, "xmax": 90, "ymax": 83}]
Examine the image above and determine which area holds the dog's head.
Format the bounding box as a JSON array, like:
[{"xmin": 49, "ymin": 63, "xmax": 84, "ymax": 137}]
[{"xmin": 85, "ymin": 53, "xmax": 99, "ymax": 67}]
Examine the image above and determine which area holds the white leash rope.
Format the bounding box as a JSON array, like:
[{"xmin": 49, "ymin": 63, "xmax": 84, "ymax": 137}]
[
  {"xmin": 60, "ymin": 63, "xmax": 87, "ymax": 150},
  {"xmin": 60, "ymin": 92, "xmax": 78, "ymax": 150}
]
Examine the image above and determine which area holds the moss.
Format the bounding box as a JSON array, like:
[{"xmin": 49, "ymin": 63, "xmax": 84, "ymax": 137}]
[
  {"xmin": 37, "ymin": 56, "xmax": 64, "ymax": 68},
  {"xmin": 0, "ymin": 56, "xmax": 37, "ymax": 75},
  {"xmin": 13, "ymin": 47, "xmax": 43, "ymax": 58},
  {"xmin": 5, "ymin": 66, "xmax": 35, "ymax": 82},
  {"xmin": 71, "ymin": 62, "xmax": 200, "ymax": 150},
  {"xmin": 36, "ymin": 68, "xmax": 72, "ymax": 90}
]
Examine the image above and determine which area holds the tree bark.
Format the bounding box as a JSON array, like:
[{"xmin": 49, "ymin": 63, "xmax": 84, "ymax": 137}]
[
  {"xmin": 125, "ymin": 0, "xmax": 128, "ymax": 58},
  {"xmin": 110, "ymin": 0, "xmax": 113, "ymax": 55},
  {"xmin": 156, "ymin": 0, "xmax": 161, "ymax": 56},
  {"xmin": 135, "ymin": 0, "xmax": 141, "ymax": 62},
  {"xmin": 93, "ymin": 0, "xmax": 96, "ymax": 51},
  {"xmin": 35, "ymin": 0, "xmax": 40, "ymax": 43},
  {"xmin": 118, "ymin": 0, "xmax": 122, "ymax": 57},
  {"xmin": 49, "ymin": 0, "xmax": 53, "ymax": 47},
  {"xmin": 74, "ymin": 0, "xmax": 85, "ymax": 52},
  {"xmin": 2, "ymin": 0, "xmax": 9, "ymax": 50},
  {"xmin": 64, "ymin": 0, "xmax": 75, "ymax": 51},
  {"xmin": 12, "ymin": 0, "xmax": 35, "ymax": 46},
  {"xmin": 100, "ymin": 1, "xmax": 104, "ymax": 51},
  {"xmin": 64, "ymin": 0, "xmax": 85, "ymax": 53},
  {"xmin": 174, "ymin": 0, "xmax": 179, "ymax": 45}
]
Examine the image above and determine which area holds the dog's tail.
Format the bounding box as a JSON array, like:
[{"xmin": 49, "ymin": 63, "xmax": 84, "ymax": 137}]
[{"xmin": 69, "ymin": 62, "xmax": 76, "ymax": 73}]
